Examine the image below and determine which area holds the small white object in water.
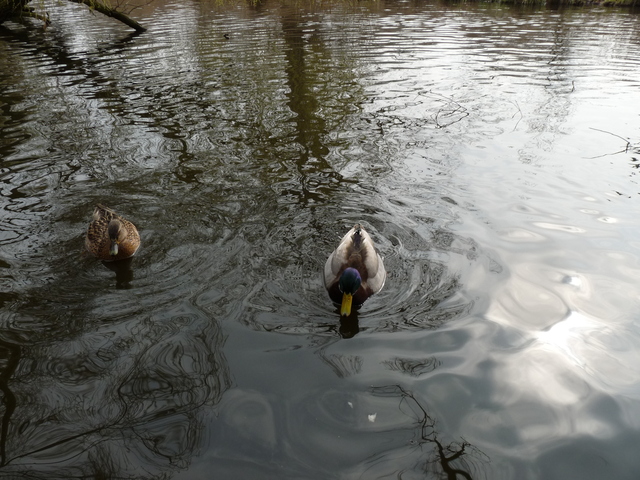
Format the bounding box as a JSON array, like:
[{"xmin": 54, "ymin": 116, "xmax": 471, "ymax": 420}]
[
  {"xmin": 562, "ymin": 275, "xmax": 582, "ymax": 288},
  {"xmin": 368, "ymin": 413, "xmax": 377, "ymax": 423}
]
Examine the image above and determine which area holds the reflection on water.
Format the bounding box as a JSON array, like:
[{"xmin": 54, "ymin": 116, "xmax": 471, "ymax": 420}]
[
  {"xmin": 0, "ymin": 298, "xmax": 230, "ymax": 476},
  {"xmin": 367, "ymin": 385, "xmax": 489, "ymax": 479},
  {"xmin": 102, "ymin": 256, "xmax": 135, "ymax": 289},
  {"xmin": 1, "ymin": 0, "xmax": 640, "ymax": 478}
]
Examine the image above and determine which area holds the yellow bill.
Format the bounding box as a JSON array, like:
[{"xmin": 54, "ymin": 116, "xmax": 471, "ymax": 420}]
[{"xmin": 341, "ymin": 293, "xmax": 353, "ymax": 317}]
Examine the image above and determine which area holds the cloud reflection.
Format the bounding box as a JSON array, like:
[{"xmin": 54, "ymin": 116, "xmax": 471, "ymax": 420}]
[{"xmin": 536, "ymin": 311, "xmax": 640, "ymax": 398}]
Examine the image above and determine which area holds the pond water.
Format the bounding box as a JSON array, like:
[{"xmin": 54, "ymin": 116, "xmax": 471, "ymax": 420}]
[{"xmin": 1, "ymin": 0, "xmax": 640, "ymax": 478}]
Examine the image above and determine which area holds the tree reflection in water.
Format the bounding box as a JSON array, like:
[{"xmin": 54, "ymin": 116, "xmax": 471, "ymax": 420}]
[
  {"xmin": 0, "ymin": 339, "xmax": 19, "ymax": 468},
  {"xmin": 371, "ymin": 385, "xmax": 488, "ymax": 480},
  {"xmin": 0, "ymin": 302, "xmax": 231, "ymax": 478}
]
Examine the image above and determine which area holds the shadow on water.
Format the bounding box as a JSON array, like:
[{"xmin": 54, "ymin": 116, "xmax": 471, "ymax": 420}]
[
  {"xmin": 338, "ymin": 312, "xmax": 359, "ymax": 339},
  {"xmin": 101, "ymin": 257, "xmax": 135, "ymax": 289}
]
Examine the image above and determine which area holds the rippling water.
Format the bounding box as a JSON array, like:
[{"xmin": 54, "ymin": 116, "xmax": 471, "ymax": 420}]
[{"xmin": 1, "ymin": 0, "xmax": 640, "ymax": 478}]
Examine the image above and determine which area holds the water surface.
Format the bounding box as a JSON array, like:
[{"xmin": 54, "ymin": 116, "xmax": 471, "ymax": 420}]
[{"xmin": 1, "ymin": 0, "xmax": 640, "ymax": 478}]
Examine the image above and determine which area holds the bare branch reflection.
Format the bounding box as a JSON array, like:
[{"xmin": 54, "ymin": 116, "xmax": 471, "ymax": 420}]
[
  {"xmin": 318, "ymin": 350, "xmax": 362, "ymax": 378},
  {"xmin": 0, "ymin": 302, "xmax": 230, "ymax": 478},
  {"xmin": 371, "ymin": 385, "xmax": 488, "ymax": 480},
  {"xmin": 383, "ymin": 356, "xmax": 441, "ymax": 377}
]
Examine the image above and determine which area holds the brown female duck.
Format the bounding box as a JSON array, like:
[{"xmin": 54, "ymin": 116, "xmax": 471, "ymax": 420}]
[{"xmin": 85, "ymin": 204, "xmax": 140, "ymax": 261}]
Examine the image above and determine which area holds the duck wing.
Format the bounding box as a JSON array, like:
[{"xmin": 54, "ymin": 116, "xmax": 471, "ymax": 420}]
[{"xmin": 353, "ymin": 225, "xmax": 385, "ymax": 295}]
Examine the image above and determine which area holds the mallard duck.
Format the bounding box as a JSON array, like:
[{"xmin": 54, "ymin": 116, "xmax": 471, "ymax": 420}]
[
  {"xmin": 85, "ymin": 204, "xmax": 140, "ymax": 261},
  {"xmin": 324, "ymin": 224, "xmax": 386, "ymax": 316}
]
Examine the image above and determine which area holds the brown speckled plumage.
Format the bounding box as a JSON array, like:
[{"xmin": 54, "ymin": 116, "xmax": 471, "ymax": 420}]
[{"xmin": 85, "ymin": 205, "xmax": 140, "ymax": 261}]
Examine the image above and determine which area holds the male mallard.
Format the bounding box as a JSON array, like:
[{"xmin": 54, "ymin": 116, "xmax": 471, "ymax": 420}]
[
  {"xmin": 324, "ymin": 224, "xmax": 386, "ymax": 316},
  {"xmin": 85, "ymin": 204, "xmax": 140, "ymax": 261}
]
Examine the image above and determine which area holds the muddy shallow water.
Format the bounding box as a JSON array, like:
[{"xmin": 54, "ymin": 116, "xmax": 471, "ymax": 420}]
[{"xmin": 1, "ymin": 1, "xmax": 640, "ymax": 478}]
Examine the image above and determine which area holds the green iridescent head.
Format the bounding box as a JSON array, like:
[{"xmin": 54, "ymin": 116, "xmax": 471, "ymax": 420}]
[{"xmin": 339, "ymin": 268, "xmax": 362, "ymax": 316}]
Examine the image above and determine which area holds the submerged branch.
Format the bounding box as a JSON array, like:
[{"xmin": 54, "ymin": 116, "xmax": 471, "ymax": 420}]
[
  {"xmin": 66, "ymin": 0, "xmax": 146, "ymax": 32},
  {"xmin": 587, "ymin": 127, "xmax": 639, "ymax": 159},
  {"xmin": 589, "ymin": 127, "xmax": 631, "ymax": 149}
]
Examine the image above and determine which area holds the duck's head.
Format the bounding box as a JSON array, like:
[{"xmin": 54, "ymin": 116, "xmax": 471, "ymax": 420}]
[
  {"xmin": 108, "ymin": 219, "xmax": 126, "ymax": 257},
  {"xmin": 339, "ymin": 267, "xmax": 362, "ymax": 316}
]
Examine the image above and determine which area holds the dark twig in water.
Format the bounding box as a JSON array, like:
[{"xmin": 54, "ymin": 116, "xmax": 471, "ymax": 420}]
[
  {"xmin": 510, "ymin": 100, "xmax": 523, "ymax": 132},
  {"xmin": 590, "ymin": 128, "xmax": 631, "ymax": 151},
  {"xmin": 587, "ymin": 127, "xmax": 635, "ymax": 158},
  {"xmin": 587, "ymin": 148, "xmax": 633, "ymax": 159}
]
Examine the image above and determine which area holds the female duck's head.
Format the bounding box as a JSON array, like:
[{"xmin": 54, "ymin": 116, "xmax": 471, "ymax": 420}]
[
  {"xmin": 339, "ymin": 267, "xmax": 362, "ymax": 316},
  {"xmin": 107, "ymin": 219, "xmax": 125, "ymax": 256}
]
